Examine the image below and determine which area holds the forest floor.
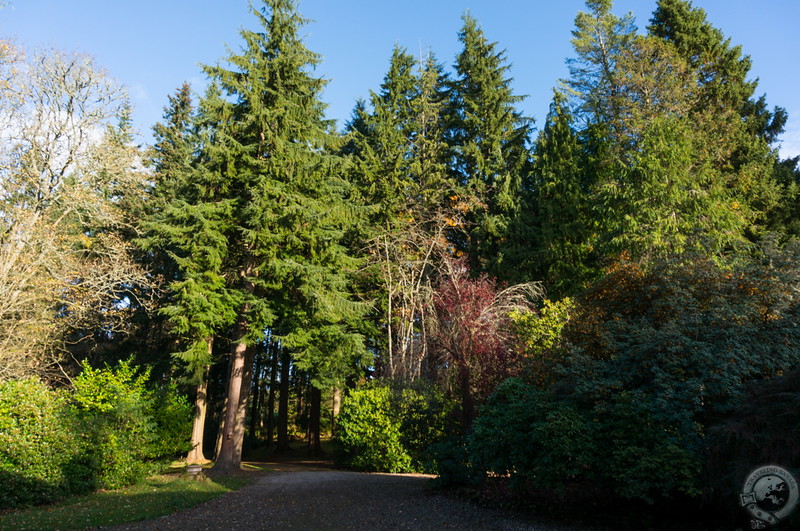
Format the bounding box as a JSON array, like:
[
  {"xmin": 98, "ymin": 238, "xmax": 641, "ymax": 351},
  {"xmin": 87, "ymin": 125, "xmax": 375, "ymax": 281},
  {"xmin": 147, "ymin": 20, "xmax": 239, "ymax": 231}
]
[{"xmin": 108, "ymin": 453, "xmax": 597, "ymax": 531}]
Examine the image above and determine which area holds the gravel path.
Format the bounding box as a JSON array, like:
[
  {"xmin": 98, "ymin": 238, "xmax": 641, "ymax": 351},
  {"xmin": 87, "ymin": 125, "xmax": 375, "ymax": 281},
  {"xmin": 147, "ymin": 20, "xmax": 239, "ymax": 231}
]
[{"xmin": 111, "ymin": 461, "xmax": 586, "ymax": 531}]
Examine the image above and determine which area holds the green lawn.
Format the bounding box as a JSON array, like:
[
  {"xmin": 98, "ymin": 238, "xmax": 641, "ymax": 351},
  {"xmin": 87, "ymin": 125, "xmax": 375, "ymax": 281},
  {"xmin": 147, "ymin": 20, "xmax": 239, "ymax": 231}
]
[{"xmin": 0, "ymin": 470, "xmax": 255, "ymax": 530}]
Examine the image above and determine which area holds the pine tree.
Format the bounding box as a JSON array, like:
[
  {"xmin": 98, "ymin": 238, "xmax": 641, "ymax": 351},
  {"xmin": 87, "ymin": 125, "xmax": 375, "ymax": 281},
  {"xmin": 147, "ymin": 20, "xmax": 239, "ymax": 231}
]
[
  {"xmin": 647, "ymin": 0, "xmax": 784, "ymax": 239},
  {"xmin": 533, "ymin": 91, "xmax": 596, "ymax": 296},
  {"xmin": 448, "ymin": 13, "xmax": 533, "ymax": 279},
  {"xmin": 198, "ymin": 0, "xmax": 368, "ymax": 470},
  {"xmin": 142, "ymin": 82, "xmax": 240, "ymax": 464}
]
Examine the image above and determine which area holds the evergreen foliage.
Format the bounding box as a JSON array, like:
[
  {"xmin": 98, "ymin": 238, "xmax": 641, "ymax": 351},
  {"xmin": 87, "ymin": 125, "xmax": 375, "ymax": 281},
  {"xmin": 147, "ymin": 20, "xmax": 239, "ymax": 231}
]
[
  {"xmin": 532, "ymin": 92, "xmax": 596, "ymax": 295},
  {"xmin": 448, "ymin": 14, "xmax": 533, "ymax": 278}
]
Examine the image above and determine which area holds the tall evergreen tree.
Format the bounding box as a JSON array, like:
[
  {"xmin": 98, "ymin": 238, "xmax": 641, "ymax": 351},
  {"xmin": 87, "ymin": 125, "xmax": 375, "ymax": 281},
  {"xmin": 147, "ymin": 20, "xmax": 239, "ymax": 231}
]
[
  {"xmin": 647, "ymin": 0, "xmax": 784, "ymax": 239},
  {"xmin": 346, "ymin": 47, "xmax": 453, "ymax": 226},
  {"xmin": 408, "ymin": 52, "xmax": 453, "ymax": 220},
  {"xmin": 197, "ymin": 0, "xmax": 368, "ymax": 471},
  {"xmin": 533, "ymin": 91, "xmax": 596, "ymax": 296},
  {"xmin": 448, "ymin": 13, "xmax": 533, "ymax": 279},
  {"xmin": 345, "ymin": 45, "xmax": 418, "ymax": 227},
  {"xmin": 565, "ymin": 0, "xmax": 636, "ymax": 133},
  {"xmin": 344, "ymin": 47, "xmax": 455, "ymax": 382},
  {"xmin": 142, "ymin": 82, "xmax": 240, "ymax": 464},
  {"xmin": 561, "ymin": 0, "xmax": 783, "ymax": 267}
]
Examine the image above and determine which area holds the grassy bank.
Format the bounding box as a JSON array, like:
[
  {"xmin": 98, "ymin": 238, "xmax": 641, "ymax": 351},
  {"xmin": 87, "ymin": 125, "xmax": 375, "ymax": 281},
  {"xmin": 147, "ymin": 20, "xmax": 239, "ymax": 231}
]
[{"xmin": 0, "ymin": 469, "xmax": 255, "ymax": 530}]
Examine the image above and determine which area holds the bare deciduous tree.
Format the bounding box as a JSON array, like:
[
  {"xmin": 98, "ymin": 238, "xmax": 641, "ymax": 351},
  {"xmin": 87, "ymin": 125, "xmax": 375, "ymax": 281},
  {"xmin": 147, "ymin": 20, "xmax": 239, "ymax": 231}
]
[{"xmin": 0, "ymin": 41, "xmax": 153, "ymax": 382}]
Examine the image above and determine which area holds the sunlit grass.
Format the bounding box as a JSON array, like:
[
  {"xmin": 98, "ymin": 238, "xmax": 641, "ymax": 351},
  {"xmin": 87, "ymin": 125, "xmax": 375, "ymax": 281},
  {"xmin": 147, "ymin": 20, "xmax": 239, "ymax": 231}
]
[{"xmin": 0, "ymin": 469, "xmax": 255, "ymax": 530}]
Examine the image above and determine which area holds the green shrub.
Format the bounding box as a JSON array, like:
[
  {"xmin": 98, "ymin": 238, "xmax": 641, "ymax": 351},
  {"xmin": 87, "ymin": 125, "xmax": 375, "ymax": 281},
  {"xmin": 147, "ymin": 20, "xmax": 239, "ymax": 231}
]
[
  {"xmin": 0, "ymin": 378, "xmax": 92, "ymax": 508},
  {"xmin": 149, "ymin": 381, "xmax": 194, "ymax": 459},
  {"xmin": 398, "ymin": 385, "xmax": 458, "ymax": 472},
  {"xmin": 0, "ymin": 361, "xmax": 192, "ymax": 508},
  {"xmin": 468, "ymin": 378, "xmax": 594, "ymax": 492},
  {"xmin": 335, "ymin": 382, "xmax": 457, "ymax": 473},
  {"xmin": 335, "ymin": 384, "xmax": 410, "ymax": 472},
  {"xmin": 475, "ymin": 249, "xmax": 800, "ymax": 504},
  {"xmin": 426, "ymin": 438, "xmax": 474, "ymax": 488},
  {"xmin": 70, "ymin": 359, "xmax": 192, "ymax": 490},
  {"xmin": 465, "ymin": 377, "xmax": 702, "ymax": 503}
]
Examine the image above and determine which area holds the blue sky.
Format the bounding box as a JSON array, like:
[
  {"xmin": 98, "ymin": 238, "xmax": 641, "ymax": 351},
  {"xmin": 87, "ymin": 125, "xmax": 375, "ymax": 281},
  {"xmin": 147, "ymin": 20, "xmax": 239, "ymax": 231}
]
[{"xmin": 3, "ymin": 1, "xmax": 798, "ymax": 157}]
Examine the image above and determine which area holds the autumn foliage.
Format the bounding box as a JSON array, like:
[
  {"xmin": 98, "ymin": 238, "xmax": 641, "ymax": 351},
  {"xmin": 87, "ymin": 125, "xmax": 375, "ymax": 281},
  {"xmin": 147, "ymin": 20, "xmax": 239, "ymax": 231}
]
[{"xmin": 429, "ymin": 258, "xmax": 540, "ymax": 426}]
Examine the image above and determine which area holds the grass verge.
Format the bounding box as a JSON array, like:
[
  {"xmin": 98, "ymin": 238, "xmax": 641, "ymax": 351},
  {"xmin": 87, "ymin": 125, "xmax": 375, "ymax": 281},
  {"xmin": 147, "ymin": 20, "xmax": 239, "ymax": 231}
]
[{"xmin": 0, "ymin": 471, "xmax": 254, "ymax": 530}]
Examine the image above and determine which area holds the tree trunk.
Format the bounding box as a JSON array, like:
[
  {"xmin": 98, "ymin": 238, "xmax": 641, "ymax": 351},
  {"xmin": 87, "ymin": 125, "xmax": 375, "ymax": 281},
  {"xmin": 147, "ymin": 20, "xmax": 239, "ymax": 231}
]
[
  {"xmin": 308, "ymin": 385, "xmax": 323, "ymax": 457},
  {"xmin": 211, "ymin": 303, "xmax": 250, "ymax": 474},
  {"xmin": 186, "ymin": 341, "xmax": 212, "ymax": 464},
  {"xmin": 232, "ymin": 344, "xmax": 255, "ymax": 462},
  {"xmin": 213, "ymin": 352, "xmax": 232, "ymax": 460},
  {"xmin": 331, "ymin": 385, "xmax": 341, "ymax": 432},
  {"xmin": 266, "ymin": 341, "xmax": 279, "ymax": 446},
  {"xmin": 276, "ymin": 346, "xmax": 291, "ymax": 452},
  {"xmin": 248, "ymin": 348, "xmax": 262, "ymax": 439}
]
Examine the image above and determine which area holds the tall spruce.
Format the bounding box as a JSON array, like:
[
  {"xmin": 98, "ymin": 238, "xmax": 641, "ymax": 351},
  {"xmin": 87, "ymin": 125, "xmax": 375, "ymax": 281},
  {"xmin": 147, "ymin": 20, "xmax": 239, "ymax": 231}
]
[
  {"xmin": 198, "ymin": 0, "xmax": 368, "ymax": 470},
  {"xmin": 344, "ymin": 47, "xmax": 454, "ymax": 382},
  {"xmin": 409, "ymin": 52, "xmax": 453, "ymax": 219},
  {"xmin": 533, "ymin": 91, "xmax": 596, "ymax": 296},
  {"xmin": 143, "ymin": 82, "xmax": 240, "ymax": 464},
  {"xmin": 647, "ymin": 0, "xmax": 784, "ymax": 240},
  {"xmin": 448, "ymin": 13, "xmax": 533, "ymax": 279},
  {"xmin": 346, "ymin": 45, "xmax": 418, "ymax": 227}
]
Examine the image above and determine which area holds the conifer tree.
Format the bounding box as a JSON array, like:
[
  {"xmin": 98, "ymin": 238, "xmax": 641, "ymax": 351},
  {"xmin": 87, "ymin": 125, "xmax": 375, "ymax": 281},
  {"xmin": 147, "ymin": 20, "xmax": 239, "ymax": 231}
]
[
  {"xmin": 345, "ymin": 47, "xmax": 454, "ymax": 382},
  {"xmin": 448, "ymin": 13, "xmax": 533, "ymax": 279},
  {"xmin": 565, "ymin": 0, "xmax": 636, "ymax": 133},
  {"xmin": 347, "ymin": 47, "xmax": 453, "ymax": 224},
  {"xmin": 150, "ymin": 83, "xmax": 194, "ymax": 206},
  {"xmin": 533, "ymin": 91, "xmax": 596, "ymax": 296},
  {"xmin": 408, "ymin": 53, "xmax": 453, "ymax": 220},
  {"xmin": 346, "ymin": 45, "xmax": 418, "ymax": 227},
  {"xmin": 562, "ymin": 0, "xmax": 783, "ymax": 266},
  {"xmin": 647, "ymin": 0, "xmax": 784, "ymax": 239},
  {"xmin": 197, "ymin": 0, "xmax": 368, "ymax": 471},
  {"xmin": 142, "ymin": 82, "xmax": 240, "ymax": 464}
]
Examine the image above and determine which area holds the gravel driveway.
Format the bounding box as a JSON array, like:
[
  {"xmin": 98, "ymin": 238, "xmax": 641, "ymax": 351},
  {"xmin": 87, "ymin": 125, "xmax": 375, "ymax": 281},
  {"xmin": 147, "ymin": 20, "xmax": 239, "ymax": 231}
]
[{"xmin": 111, "ymin": 460, "xmax": 587, "ymax": 531}]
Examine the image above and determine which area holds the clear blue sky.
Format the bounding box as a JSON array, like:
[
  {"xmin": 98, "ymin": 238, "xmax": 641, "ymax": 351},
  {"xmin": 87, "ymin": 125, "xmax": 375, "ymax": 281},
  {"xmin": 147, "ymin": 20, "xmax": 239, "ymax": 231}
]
[{"xmin": 3, "ymin": 1, "xmax": 798, "ymax": 157}]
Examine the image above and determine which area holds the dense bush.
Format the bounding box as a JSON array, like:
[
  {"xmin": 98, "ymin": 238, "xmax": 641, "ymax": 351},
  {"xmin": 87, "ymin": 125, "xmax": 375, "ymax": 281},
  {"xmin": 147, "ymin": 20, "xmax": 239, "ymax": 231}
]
[
  {"xmin": 335, "ymin": 382, "xmax": 456, "ymax": 473},
  {"xmin": 71, "ymin": 359, "xmax": 192, "ymax": 489},
  {"xmin": 0, "ymin": 378, "xmax": 92, "ymax": 508},
  {"xmin": 469, "ymin": 378, "xmax": 594, "ymax": 492},
  {"xmin": 704, "ymin": 369, "xmax": 800, "ymax": 528},
  {"xmin": 0, "ymin": 360, "xmax": 192, "ymax": 508},
  {"xmin": 453, "ymin": 246, "xmax": 800, "ymax": 507}
]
